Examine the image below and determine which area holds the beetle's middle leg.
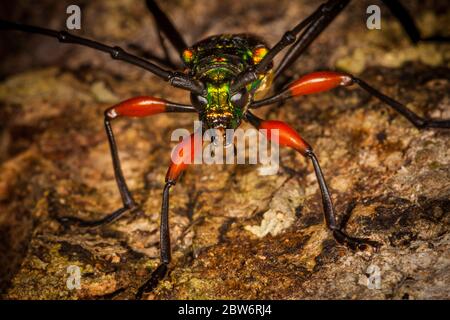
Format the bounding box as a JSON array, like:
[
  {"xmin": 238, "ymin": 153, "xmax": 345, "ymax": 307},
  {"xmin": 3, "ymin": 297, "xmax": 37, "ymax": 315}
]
[
  {"xmin": 251, "ymin": 71, "xmax": 450, "ymax": 129},
  {"xmin": 245, "ymin": 111, "xmax": 380, "ymax": 250},
  {"xmin": 144, "ymin": 0, "xmax": 188, "ymax": 68},
  {"xmin": 58, "ymin": 96, "xmax": 196, "ymax": 228},
  {"xmin": 127, "ymin": 0, "xmax": 188, "ymax": 70}
]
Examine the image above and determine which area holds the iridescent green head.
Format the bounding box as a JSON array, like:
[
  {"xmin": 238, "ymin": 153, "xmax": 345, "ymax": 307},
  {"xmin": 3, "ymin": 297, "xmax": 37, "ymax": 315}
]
[
  {"xmin": 190, "ymin": 68, "xmax": 250, "ymax": 130},
  {"xmin": 184, "ymin": 34, "xmax": 271, "ymax": 130}
]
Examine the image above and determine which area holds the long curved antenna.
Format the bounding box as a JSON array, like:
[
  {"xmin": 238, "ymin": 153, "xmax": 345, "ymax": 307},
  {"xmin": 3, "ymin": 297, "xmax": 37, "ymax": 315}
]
[
  {"xmin": 230, "ymin": 0, "xmax": 350, "ymax": 93},
  {"xmin": 274, "ymin": 0, "xmax": 449, "ymax": 82},
  {"xmin": 0, "ymin": 19, "xmax": 203, "ymax": 94}
]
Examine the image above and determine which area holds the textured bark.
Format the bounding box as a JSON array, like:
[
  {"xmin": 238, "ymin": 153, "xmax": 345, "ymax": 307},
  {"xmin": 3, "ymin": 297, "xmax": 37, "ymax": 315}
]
[{"xmin": 0, "ymin": 0, "xmax": 449, "ymax": 299}]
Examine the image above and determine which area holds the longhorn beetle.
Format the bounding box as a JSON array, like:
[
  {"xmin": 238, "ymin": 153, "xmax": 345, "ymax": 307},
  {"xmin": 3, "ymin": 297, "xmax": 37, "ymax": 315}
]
[{"xmin": 1, "ymin": 0, "xmax": 449, "ymax": 298}]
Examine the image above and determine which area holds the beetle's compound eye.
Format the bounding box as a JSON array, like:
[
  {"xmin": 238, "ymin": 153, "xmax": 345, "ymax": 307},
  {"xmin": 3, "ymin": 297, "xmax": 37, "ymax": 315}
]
[
  {"xmin": 190, "ymin": 93, "xmax": 208, "ymax": 111},
  {"xmin": 182, "ymin": 49, "xmax": 194, "ymax": 64},
  {"xmin": 230, "ymin": 89, "xmax": 250, "ymax": 109},
  {"xmin": 252, "ymin": 46, "xmax": 268, "ymax": 64}
]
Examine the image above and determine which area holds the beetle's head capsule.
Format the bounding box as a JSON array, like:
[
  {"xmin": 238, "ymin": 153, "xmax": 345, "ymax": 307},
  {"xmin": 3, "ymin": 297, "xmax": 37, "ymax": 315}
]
[{"xmin": 191, "ymin": 79, "xmax": 250, "ymax": 132}]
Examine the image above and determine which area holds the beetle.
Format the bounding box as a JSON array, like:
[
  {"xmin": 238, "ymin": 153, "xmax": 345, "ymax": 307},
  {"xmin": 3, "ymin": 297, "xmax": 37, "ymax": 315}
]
[{"xmin": 0, "ymin": 0, "xmax": 449, "ymax": 298}]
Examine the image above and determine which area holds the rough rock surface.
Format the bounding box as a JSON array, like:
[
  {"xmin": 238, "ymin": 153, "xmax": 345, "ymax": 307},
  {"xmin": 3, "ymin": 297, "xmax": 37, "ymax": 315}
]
[{"xmin": 0, "ymin": 0, "xmax": 449, "ymax": 299}]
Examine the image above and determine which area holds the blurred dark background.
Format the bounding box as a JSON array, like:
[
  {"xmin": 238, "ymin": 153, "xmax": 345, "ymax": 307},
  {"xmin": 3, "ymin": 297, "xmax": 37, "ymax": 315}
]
[{"xmin": 1, "ymin": 0, "xmax": 449, "ymax": 79}]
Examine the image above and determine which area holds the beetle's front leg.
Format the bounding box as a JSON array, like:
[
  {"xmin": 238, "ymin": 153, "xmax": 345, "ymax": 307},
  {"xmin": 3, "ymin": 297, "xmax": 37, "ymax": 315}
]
[
  {"xmin": 246, "ymin": 111, "xmax": 380, "ymax": 251},
  {"xmin": 58, "ymin": 96, "xmax": 196, "ymax": 228},
  {"xmin": 136, "ymin": 132, "xmax": 202, "ymax": 299}
]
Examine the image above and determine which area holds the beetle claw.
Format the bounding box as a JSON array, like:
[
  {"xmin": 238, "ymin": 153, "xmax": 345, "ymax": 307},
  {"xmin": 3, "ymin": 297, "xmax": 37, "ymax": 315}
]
[
  {"xmin": 333, "ymin": 229, "xmax": 381, "ymax": 252},
  {"xmin": 56, "ymin": 206, "xmax": 137, "ymax": 228},
  {"xmin": 136, "ymin": 263, "xmax": 169, "ymax": 300}
]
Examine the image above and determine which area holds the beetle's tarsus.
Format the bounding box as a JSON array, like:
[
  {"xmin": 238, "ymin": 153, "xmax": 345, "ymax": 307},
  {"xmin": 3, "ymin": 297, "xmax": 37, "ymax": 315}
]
[
  {"xmin": 332, "ymin": 199, "xmax": 381, "ymax": 251},
  {"xmin": 136, "ymin": 263, "xmax": 169, "ymax": 299},
  {"xmin": 419, "ymin": 119, "xmax": 450, "ymax": 129},
  {"xmin": 332, "ymin": 229, "xmax": 381, "ymax": 252},
  {"xmin": 57, "ymin": 205, "xmax": 142, "ymax": 228}
]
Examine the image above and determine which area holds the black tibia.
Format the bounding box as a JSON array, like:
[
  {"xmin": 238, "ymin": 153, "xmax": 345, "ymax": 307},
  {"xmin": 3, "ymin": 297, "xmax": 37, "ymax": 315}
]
[
  {"xmin": 250, "ymin": 74, "xmax": 450, "ymax": 129},
  {"xmin": 57, "ymin": 207, "xmax": 134, "ymax": 228},
  {"xmin": 305, "ymin": 150, "xmax": 380, "ymax": 251},
  {"xmin": 127, "ymin": 43, "xmax": 178, "ymax": 70},
  {"xmin": 352, "ymin": 78, "xmax": 450, "ymax": 129},
  {"xmin": 231, "ymin": 0, "xmax": 350, "ymax": 92},
  {"xmin": 136, "ymin": 181, "xmax": 174, "ymax": 299},
  {"xmin": 245, "ymin": 112, "xmax": 379, "ymax": 251},
  {"xmin": 104, "ymin": 115, "xmax": 136, "ymax": 208},
  {"xmin": 160, "ymin": 181, "xmax": 174, "ymax": 265},
  {"xmin": 132, "ymin": 0, "xmax": 188, "ymax": 69},
  {"xmin": 0, "ymin": 20, "xmax": 203, "ymax": 94},
  {"xmin": 58, "ymin": 112, "xmax": 138, "ymax": 227},
  {"xmin": 261, "ymin": 0, "xmax": 348, "ymax": 74},
  {"xmin": 306, "ymin": 150, "xmax": 336, "ymax": 230},
  {"xmin": 145, "ymin": 0, "xmax": 188, "ymax": 55}
]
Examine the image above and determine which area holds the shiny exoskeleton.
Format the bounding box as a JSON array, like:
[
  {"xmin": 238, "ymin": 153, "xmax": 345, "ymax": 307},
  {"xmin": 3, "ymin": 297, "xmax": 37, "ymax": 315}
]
[
  {"xmin": 1, "ymin": 0, "xmax": 449, "ymax": 299},
  {"xmin": 184, "ymin": 34, "xmax": 273, "ymax": 129}
]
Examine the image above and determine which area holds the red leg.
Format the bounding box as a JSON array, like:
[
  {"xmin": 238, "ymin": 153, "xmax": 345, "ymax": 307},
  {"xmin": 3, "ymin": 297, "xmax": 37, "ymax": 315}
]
[
  {"xmin": 252, "ymin": 71, "xmax": 354, "ymax": 108},
  {"xmin": 287, "ymin": 71, "xmax": 353, "ymax": 96},
  {"xmin": 251, "ymin": 71, "xmax": 450, "ymax": 129},
  {"xmin": 59, "ymin": 96, "xmax": 196, "ymax": 228},
  {"xmin": 166, "ymin": 132, "xmax": 202, "ymax": 182},
  {"xmin": 108, "ymin": 99, "xmax": 200, "ymax": 298},
  {"xmin": 106, "ymin": 96, "xmax": 195, "ymax": 119},
  {"xmin": 137, "ymin": 132, "xmax": 203, "ymax": 298},
  {"xmin": 246, "ymin": 111, "xmax": 380, "ymax": 251}
]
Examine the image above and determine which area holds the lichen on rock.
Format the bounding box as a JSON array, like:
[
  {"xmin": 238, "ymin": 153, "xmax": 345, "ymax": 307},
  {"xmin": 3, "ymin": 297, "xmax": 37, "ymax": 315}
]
[{"xmin": 0, "ymin": 0, "xmax": 449, "ymax": 300}]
